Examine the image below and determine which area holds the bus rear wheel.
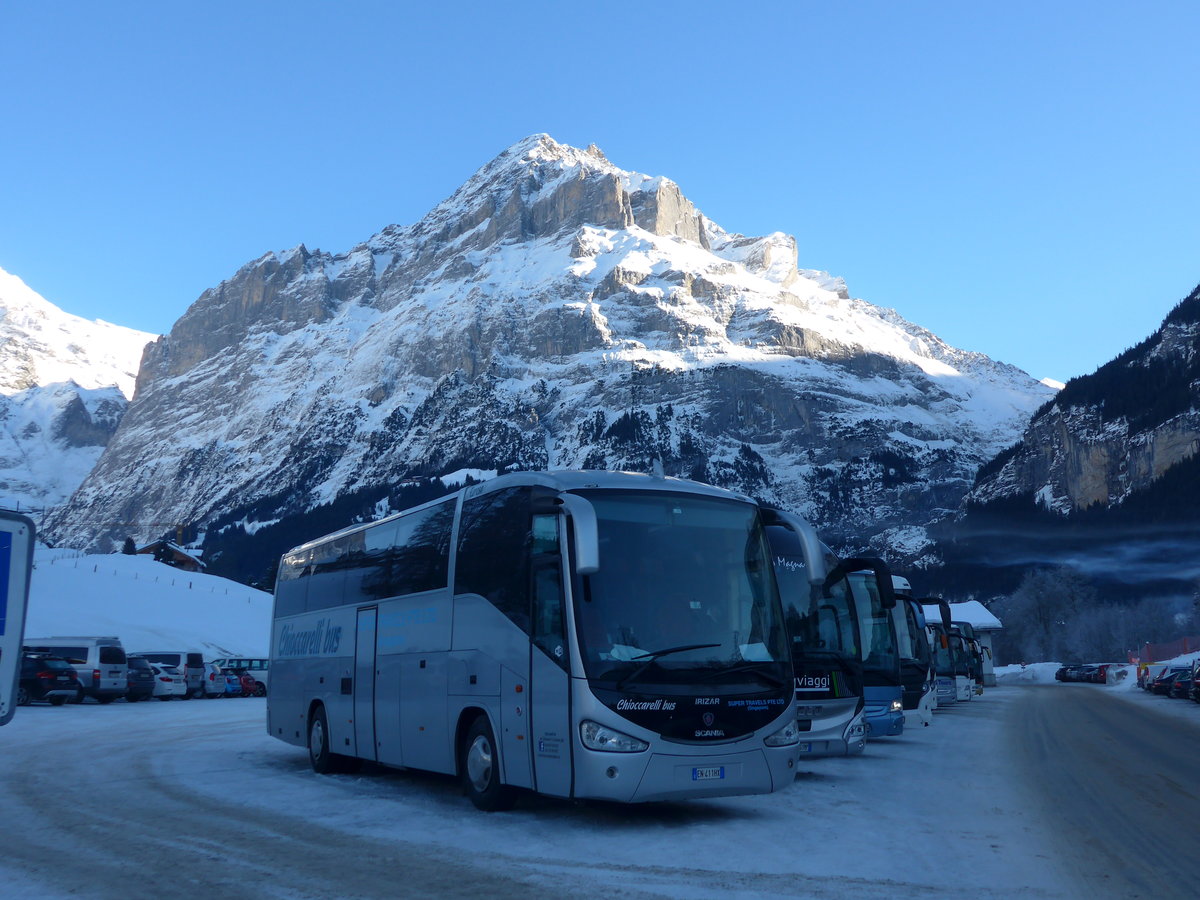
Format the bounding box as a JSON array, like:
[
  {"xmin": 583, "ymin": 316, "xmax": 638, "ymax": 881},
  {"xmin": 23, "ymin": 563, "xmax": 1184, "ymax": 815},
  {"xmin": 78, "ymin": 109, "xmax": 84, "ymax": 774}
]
[{"xmin": 461, "ymin": 715, "xmax": 517, "ymax": 812}]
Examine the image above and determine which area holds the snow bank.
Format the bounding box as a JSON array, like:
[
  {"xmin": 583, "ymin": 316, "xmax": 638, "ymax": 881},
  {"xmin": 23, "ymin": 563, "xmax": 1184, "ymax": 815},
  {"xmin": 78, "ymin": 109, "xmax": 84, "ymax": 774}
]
[
  {"xmin": 24, "ymin": 547, "xmax": 272, "ymax": 657},
  {"xmin": 995, "ymin": 662, "xmax": 1061, "ymax": 684}
]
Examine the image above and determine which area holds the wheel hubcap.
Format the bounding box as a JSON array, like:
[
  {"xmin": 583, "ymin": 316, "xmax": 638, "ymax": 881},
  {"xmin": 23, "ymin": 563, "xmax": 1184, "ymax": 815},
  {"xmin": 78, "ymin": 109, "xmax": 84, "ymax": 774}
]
[
  {"xmin": 466, "ymin": 734, "xmax": 494, "ymax": 792},
  {"xmin": 310, "ymin": 719, "xmax": 325, "ymax": 760}
]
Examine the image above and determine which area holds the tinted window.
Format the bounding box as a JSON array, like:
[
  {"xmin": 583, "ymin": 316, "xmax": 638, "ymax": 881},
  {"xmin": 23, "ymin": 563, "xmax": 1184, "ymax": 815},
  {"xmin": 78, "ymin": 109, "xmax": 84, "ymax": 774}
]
[
  {"xmin": 274, "ymin": 549, "xmax": 310, "ymax": 617},
  {"xmin": 305, "ymin": 536, "xmax": 351, "ymax": 611},
  {"xmin": 455, "ymin": 487, "xmax": 532, "ymax": 632},
  {"xmin": 32, "ymin": 645, "xmax": 88, "ymax": 663},
  {"xmin": 186, "ymin": 653, "xmax": 203, "ymax": 667},
  {"xmin": 532, "ymin": 559, "xmax": 567, "ymax": 669},
  {"xmin": 139, "ymin": 653, "xmax": 180, "ymax": 665},
  {"xmin": 346, "ymin": 500, "xmax": 456, "ymax": 605},
  {"xmin": 128, "ymin": 657, "xmax": 152, "ymax": 672},
  {"xmin": 99, "ymin": 646, "xmax": 126, "ymax": 665}
]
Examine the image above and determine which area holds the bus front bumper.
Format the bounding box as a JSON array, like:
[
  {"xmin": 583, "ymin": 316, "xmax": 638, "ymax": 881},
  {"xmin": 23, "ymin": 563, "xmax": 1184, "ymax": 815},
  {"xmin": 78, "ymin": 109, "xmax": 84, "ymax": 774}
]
[
  {"xmin": 793, "ymin": 701, "xmax": 865, "ymax": 758},
  {"xmin": 935, "ymin": 678, "xmax": 957, "ymax": 707},
  {"xmin": 863, "ymin": 704, "xmax": 905, "ymax": 737},
  {"xmin": 574, "ymin": 743, "xmax": 797, "ymax": 803}
]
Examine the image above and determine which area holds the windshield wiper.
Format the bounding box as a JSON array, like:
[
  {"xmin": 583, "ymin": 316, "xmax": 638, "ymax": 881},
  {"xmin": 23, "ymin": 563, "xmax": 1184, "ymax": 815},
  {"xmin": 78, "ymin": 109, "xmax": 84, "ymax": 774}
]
[
  {"xmin": 615, "ymin": 644, "xmax": 720, "ymax": 690},
  {"xmin": 696, "ymin": 662, "xmax": 786, "ymax": 689}
]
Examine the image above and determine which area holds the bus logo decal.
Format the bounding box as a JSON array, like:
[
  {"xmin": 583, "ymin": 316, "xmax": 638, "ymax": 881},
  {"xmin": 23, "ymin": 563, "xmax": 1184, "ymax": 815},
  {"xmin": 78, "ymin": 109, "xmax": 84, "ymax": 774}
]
[{"xmin": 278, "ymin": 619, "xmax": 343, "ymax": 657}]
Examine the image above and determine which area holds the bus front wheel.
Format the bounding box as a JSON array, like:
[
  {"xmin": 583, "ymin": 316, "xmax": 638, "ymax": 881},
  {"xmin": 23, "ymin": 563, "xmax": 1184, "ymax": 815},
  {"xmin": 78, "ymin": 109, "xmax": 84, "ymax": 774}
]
[{"xmin": 461, "ymin": 715, "xmax": 517, "ymax": 812}]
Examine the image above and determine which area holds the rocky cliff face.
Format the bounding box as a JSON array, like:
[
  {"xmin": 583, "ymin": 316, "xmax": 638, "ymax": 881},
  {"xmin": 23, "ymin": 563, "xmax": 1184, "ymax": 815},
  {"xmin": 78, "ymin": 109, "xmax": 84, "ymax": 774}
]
[
  {"xmin": 46, "ymin": 135, "xmax": 1051, "ymax": 560},
  {"xmin": 970, "ymin": 284, "xmax": 1200, "ymax": 513},
  {"xmin": 934, "ymin": 283, "xmax": 1200, "ymax": 598}
]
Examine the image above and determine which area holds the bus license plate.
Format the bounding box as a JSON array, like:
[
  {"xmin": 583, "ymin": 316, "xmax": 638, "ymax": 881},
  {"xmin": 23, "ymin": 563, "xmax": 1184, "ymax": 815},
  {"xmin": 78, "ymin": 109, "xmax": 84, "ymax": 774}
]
[
  {"xmin": 692, "ymin": 766, "xmax": 725, "ymax": 781},
  {"xmin": 798, "ymin": 742, "xmax": 813, "ymax": 753}
]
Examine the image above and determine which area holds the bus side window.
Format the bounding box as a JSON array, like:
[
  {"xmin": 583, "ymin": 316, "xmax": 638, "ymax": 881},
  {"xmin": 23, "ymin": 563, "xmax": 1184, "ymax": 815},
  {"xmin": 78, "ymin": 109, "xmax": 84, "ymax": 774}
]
[
  {"xmin": 456, "ymin": 488, "xmax": 533, "ymax": 632},
  {"xmin": 532, "ymin": 562, "xmax": 567, "ymax": 669}
]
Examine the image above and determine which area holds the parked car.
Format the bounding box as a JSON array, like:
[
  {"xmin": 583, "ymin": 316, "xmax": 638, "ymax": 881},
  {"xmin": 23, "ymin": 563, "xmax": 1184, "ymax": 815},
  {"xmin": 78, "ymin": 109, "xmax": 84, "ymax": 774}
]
[
  {"xmin": 199, "ymin": 663, "xmax": 226, "ymax": 698},
  {"xmin": 24, "ymin": 636, "xmax": 128, "ymax": 703},
  {"xmin": 238, "ymin": 671, "xmax": 257, "ymax": 697},
  {"xmin": 1150, "ymin": 668, "xmax": 1189, "ymax": 696},
  {"xmin": 1169, "ymin": 673, "xmax": 1193, "ymax": 699},
  {"xmin": 1141, "ymin": 665, "xmax": 1168, "ymax": 691},
  {"xmin": 134, "ymin": 650, "xmax": 206, "ymax": 698},
  {"xmin": 17, "ymin": 653, "xmax": 79, "ymax": 706},
  {"xmin": 1057, "ymin": 664, "xmax": 1096, "ymax": 683},
  {"xmin": 149, "ymin": 664, "xmax": 187, "ymax": 700},
  {"xmin": 125, "ymin": 655, "xmax": 157, "ymax": 702},
  {"xmin": 210, "ymin": 657, "xmax": 269, "ymax": 697},
  {"xmin": 223, "ymin": 671, "xmax": 243, "ymax": 697}
]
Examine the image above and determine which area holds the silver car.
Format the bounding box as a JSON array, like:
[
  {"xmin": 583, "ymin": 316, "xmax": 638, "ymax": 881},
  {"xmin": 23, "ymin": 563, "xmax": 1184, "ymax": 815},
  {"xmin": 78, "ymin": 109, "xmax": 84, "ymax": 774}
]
[{"xmin": 24, "ymin": 636, "xmax": 127, "ymax": 703}]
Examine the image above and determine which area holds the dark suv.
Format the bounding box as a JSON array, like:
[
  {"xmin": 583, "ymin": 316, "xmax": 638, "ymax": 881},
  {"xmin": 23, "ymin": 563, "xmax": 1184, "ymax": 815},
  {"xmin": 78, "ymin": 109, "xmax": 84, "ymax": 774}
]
[
  {"xmin": 125, "ymin": 655, "xmax": 157, "ymax": 702},
  {"xmin": 18, "ymin": 653, "xmax": 79, "ymax": 706}
]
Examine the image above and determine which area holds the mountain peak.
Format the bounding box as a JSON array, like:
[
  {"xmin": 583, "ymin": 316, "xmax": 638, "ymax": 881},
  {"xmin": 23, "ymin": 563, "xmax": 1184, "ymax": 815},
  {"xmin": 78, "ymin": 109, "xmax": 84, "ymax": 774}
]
[{"xmin": 0, "ymin": 265, "xmax": 154, "ymax": 398}]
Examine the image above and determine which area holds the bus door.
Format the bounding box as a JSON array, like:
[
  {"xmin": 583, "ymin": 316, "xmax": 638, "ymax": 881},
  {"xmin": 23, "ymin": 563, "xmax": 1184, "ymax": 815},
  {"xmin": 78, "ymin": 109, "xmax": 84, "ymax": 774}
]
[
  {"xmin": 528, "ymin": 517, "xmax": 572, "ymax": 797},
  {"xmin": 354, "ymin": 607, "xmax": 378, "ymax": 761}
]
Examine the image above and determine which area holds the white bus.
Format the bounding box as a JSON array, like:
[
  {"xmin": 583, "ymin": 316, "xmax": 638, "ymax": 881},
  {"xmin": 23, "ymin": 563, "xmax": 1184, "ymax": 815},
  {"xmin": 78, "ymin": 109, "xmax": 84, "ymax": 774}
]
[{"xmin": 268, "ymin": 470, "xmax": 802, "ymax": 809}]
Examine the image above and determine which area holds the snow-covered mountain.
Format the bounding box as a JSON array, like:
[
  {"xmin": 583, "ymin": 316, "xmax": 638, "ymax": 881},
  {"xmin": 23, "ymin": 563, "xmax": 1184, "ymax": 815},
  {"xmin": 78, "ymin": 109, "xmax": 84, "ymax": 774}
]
[
  {"xmin": 47, "ymin": 135, "xmax": 1052, "ymax": 563},
  {"xmin": 0, "ymin": 266, "xmax": 153, "ymax": 513}
]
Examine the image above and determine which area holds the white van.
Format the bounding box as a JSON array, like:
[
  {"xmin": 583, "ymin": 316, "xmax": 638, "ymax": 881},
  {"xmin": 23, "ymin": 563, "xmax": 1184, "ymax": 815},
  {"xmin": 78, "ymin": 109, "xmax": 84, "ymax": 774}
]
[
  {"xmin": 134, "ymin": 650, "xmax": 206, "ymax": 698},
  {"xmin": 24, "ymin": 637, "xmax": 127, "ymax": 703},
  {"xmin": 209, "ymin": 657, "xmax": 269, "ymax": 696}
]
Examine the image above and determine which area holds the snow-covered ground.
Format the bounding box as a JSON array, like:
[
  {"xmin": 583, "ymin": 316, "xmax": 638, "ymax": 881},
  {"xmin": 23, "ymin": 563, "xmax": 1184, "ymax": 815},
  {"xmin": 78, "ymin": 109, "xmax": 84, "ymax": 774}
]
[
  {"xmin": 996, "ymin": 658, "xmax": 1200, "ymax": 731},
  {"xmin": 24, "ymin": 546, "xmax": 271, "ymax": 656},
  {"xmin": 0, "ymin": 690, "xmax": 1079, "ymax": 899}
]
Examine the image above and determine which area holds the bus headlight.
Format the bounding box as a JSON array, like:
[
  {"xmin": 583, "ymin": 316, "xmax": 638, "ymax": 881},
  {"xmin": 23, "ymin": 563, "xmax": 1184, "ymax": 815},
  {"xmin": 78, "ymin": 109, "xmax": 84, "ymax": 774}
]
[
  {"xmin": 580, "ymin": 720, "xmax": 649, "ymax": 753},
  {"xmin": 889, "ymin": 699, "xmax": 903, "ymax": 713},
  {"xmin": 764, "ymin": 717, "xmax": 801, "ymax": 747},
  {"xmin": 844, "ymin": 720, "xmax": 866, "ymax": 740}
]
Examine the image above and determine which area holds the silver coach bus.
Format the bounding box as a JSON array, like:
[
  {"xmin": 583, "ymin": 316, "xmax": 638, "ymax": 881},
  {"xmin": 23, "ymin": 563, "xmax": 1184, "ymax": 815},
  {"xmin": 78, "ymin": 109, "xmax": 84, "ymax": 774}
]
[{"xmin": 268, "ymin": 470, "xmax": 804, "ymax": 809}]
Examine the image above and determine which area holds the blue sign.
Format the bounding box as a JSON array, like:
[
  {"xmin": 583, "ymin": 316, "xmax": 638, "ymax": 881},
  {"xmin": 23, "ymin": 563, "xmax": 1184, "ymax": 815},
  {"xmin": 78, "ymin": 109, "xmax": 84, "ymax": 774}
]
[{"xmin": 0, "ymin": 531, "xmax": 11, "ymax": 637}]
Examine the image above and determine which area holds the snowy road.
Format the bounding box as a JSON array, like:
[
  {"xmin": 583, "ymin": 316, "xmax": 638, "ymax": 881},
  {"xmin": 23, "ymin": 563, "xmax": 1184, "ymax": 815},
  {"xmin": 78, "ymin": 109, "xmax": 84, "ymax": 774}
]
[
  {"xmin": 1, "ymin": 688, "xmax": 1185, "ymax": 899},
  {"xmin": 1008, "ymin": 685, "xmax": 1200, "ymax": 899}
]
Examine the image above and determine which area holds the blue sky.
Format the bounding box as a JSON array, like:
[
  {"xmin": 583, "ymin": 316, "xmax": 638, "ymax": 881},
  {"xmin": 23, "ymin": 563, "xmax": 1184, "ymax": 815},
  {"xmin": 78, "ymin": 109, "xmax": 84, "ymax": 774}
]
[{"xmin": 2, "ymin": 1, "xmax": 1197, "ymax": 383}]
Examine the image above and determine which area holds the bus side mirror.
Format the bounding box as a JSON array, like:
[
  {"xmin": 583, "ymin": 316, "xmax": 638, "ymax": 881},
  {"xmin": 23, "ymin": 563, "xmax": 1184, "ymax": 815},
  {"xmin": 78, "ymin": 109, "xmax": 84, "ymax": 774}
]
[
  {"xmin": 556, "ymin": 493, "xmax": 599, "ymax": 575},
  {"xmin": 834, "ymin": 557, "xmax": 896, "ymax": 608},
  {"xmin": 917, "ymin": 597, "xmax": 952, "ymax": 629}
]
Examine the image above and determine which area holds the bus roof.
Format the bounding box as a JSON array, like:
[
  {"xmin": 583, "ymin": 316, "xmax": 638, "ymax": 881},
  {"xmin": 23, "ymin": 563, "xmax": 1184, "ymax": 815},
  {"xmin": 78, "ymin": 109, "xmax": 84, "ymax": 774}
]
[{"xmin": 282, "ymin": 470, "xmax": 758, "ymax": 557}]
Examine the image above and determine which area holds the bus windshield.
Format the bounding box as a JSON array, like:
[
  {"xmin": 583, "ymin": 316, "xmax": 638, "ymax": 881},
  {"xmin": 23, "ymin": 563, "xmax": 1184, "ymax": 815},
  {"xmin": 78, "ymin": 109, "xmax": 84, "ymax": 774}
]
[
  {"xmin": 930, "ymin": 626, "xmax": 955, "ymax": 676},
  {"xmin": 848, "ymin": 573, "xmax": 900, "ymax": 683},
  {"xmin": 766, "ymin": 528, "xmax": 859, "ymax": 663},
  {"xmin": 573, "ymin": 491, "xmax": 789, "ymax": 686},
  {"xmin": 897, "ymin": 601, "xmax": 931, "ymax": 667},
  {"xmin": 950, "ymin": 635, "xmax": 971, "ymax": 676}
]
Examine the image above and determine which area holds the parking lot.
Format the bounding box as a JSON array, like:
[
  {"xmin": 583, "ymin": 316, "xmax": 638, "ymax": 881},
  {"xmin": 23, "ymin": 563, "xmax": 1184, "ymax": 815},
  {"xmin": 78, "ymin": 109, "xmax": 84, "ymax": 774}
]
[{"xmin": 10, "ymin": 686, "xmax": 1190, "ymax": 898}]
